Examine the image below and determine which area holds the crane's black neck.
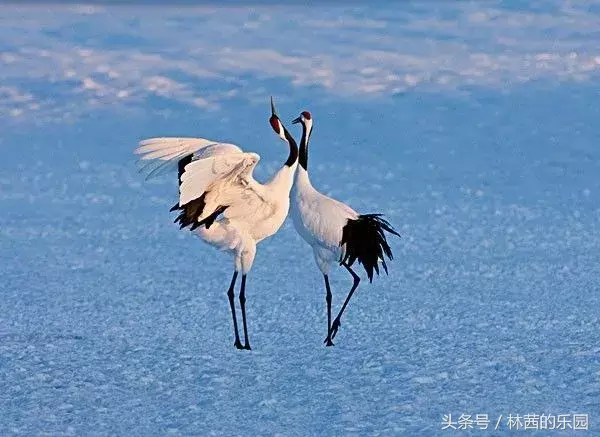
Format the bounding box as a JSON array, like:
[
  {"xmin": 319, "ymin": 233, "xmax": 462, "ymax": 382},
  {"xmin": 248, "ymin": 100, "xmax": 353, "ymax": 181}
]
[
  {"xmin": 283, "ymin": 127, "xmax": 298, "ymax": 167},
  {"xmin": 299, "ymin": 122, "xmax": 312, "ymax": 170}
]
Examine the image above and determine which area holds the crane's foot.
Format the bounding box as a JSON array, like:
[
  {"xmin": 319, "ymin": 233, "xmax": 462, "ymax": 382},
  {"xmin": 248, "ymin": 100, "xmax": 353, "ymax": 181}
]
[
  {"xmin": 328, "ymin": 318, "xmax": 341, "ymax": 341},
  {"xmin": 234, "ymin": 339, "xmax": 244, "ymax": 350},
  {"xmin": 243, "ymin": 343, "xmax": 252, "ymax": 350},
  {"xmin": 324, "ymin": 337, "xmax": 335, "ymax": 347}
]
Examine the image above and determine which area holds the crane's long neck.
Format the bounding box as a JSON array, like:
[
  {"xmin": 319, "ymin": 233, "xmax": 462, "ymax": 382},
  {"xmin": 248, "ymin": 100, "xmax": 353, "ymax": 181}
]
[
  {"xmin": 283, "ymin": 128, "xmax": 298, "ymax": 168},
  {"xmin": 267, "ymin": 126, "xmax": 298, "ymax": 193},
  {"xmin": 293, "ymin": 120, "xmax": 314, "ymax": 193},
  {"xmin": 299, "ymin": 120, "xmax": 312, "ymax": 171}
]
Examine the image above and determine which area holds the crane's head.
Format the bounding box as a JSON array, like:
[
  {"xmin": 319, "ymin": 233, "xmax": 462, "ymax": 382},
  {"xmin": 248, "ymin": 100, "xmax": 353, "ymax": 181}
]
[
  {"xmin": 292, "ymin": 111, "xmax": 313, "ymax": 132},
  {"xmin": 269, "ymin": 97, "xmax": 287, "ymax": 142}
]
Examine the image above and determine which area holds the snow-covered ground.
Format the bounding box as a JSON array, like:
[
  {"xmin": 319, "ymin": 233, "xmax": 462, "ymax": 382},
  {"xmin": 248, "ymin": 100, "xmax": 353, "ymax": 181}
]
[{"xmin": 1, "ymin": 2, "xmax": 599, "ymax": 436}]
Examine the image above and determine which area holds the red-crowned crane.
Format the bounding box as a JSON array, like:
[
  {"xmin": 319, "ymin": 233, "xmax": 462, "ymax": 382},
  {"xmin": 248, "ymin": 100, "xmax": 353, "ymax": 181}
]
[
  {"xmin": 284, "ymin": 110, "xmax": 400, "ymax": 346},
  {"xmin": 135, "ymin": 99, "xmax": 298, "ymax": 350}
]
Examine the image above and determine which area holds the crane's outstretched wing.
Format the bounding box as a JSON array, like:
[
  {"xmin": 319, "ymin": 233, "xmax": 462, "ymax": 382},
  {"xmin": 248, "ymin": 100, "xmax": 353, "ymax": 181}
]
[
  {"xmin": 135, "ymin": 137, "xmax": 243, "ymax": 179},
  {"xmin": 135, "ymin": 137, "xmax": 271, "ymax": 231}
]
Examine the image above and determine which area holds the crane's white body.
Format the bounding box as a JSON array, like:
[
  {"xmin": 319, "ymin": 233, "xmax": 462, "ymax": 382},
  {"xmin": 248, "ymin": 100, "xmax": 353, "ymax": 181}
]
[
  {"xmin": 136, "ymin": 136, "xmax": 296, "ymax": 274},
  {"xmin": 291, "ymin": 167, "xmax": 358, "ymax": 274},
  {"xmin": 198, "ymin": 164, "xmax": 294, "ymax": 273}
]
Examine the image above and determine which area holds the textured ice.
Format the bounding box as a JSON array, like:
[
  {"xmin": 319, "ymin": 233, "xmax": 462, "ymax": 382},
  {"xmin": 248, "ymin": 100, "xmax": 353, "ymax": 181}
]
[
  {"xmin": 1, "ymin": 2, "xmax": 600, "ymax": 122},
  {"xmin": 1, "ymin": 2, "xmax": 600, "ymax": 437}
]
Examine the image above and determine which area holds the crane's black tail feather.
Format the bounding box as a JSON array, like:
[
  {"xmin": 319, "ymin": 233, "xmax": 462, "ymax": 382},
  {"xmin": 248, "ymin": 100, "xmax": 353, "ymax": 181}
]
[
  {"xmin": 170, "ymin": 154, "xmax": 210, "ymax": 231},
  {"xmin": 170, "ymin": 193, "xmax": 207, "ymax": 230},
  {"xmin": 340, "ymin": 214, "xmax": 400, "ymax": 282},
  {"xmin": 170, "ymin": 193, "xmax": 227, "ymax": 232}
]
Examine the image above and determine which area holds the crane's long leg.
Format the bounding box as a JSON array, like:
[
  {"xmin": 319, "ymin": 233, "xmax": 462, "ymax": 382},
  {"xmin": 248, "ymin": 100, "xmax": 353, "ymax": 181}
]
[
  {"xmin": 323, "ymin": 274, "xmax": 334, "ymax": 347},
  {"xmin": 227, "ymin": 271, "xmax": 244, "ymax": 349},
  {"xmin": 328, "ymin": 262, "xmax": 361, "ymax": 341},
  {"xmin": 239, "ymin": 274, "xmax": 251, "ymax": 350}
]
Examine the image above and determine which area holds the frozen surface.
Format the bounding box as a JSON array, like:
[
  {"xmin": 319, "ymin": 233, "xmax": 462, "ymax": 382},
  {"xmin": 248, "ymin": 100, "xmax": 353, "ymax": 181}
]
[{"xmin": 1, "ymin": 2, "xmax": 600, "ymax": 436}]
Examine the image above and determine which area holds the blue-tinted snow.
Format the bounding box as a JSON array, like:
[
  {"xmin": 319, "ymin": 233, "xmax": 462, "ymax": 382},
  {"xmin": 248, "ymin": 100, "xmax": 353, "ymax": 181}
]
[{"xmin": 1, "ymin": 3, "xmax": 599, "ymax": 436}]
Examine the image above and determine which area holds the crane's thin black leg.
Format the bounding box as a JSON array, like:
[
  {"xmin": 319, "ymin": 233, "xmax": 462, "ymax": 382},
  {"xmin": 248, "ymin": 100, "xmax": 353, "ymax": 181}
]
[
  {"xmin": 328, "ymin": 262, "xmax": 361, "ymax": 341},
  {"xmin": 323, "ymin": 274, "xmax": 334, "ymax": 347},
  {"xmin": 239, "ymin": 274, "xmax": 251, "ymax": 350},
  {"xmin": 227, "ymin": 271, "xmax": 243, "ymax": 349}
]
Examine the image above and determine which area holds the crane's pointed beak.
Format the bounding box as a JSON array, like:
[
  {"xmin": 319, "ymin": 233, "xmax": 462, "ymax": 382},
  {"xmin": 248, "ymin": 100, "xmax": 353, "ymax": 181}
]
[
  {"xmin": 292, "ymin": 116, "xmax": 301, "ymax": 124},
  {"xmin": 270, "ymin": 96, "xmax": 277, "ymax": 117}
]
